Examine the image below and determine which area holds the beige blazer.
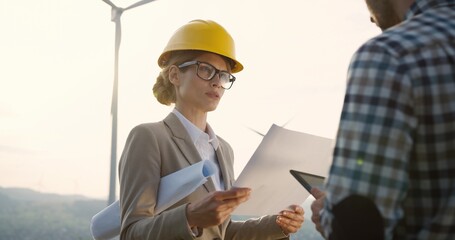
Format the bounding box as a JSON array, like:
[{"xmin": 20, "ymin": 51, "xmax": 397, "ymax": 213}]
[{"xmin": 119, "ymin": 113, "xmax": 288, "ymax": 240}]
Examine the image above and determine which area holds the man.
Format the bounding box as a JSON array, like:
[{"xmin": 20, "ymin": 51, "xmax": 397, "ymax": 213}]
[{"xmin": 311, "ymin": 0, "xmax": 455, "ymax": 239}]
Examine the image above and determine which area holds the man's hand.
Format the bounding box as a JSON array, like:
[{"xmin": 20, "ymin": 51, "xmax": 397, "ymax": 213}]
[{"xmin": 311, "ymin": 187, "xmax": 326, "ymax": 236}]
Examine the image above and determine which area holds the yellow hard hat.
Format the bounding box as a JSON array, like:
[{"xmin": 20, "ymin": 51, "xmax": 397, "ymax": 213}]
[{"xmin": 158, "ymin": 19, "xmax": 244, "ymax": 73}]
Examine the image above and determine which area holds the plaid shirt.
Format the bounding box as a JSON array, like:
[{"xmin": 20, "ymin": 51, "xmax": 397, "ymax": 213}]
[{"xmin": 322, "ymin": 0, "xmax": 455, "ymax": 239}]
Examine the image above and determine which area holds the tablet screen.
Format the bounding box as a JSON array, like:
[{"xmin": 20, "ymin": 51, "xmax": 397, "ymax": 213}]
[{"xmin": 290, "ymin": 169, "xmax": 325, "ymax": 193}]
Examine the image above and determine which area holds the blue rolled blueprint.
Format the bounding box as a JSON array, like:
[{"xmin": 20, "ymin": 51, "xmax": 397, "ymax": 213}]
[{"xmin": 90, "ymin": 160, "xmax": 217, "ymax": 240}]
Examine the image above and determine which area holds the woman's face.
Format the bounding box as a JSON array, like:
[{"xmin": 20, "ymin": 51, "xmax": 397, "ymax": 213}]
[{"xmin": 171, "ymin": 52, "xmax": 231, "ymax": 113}]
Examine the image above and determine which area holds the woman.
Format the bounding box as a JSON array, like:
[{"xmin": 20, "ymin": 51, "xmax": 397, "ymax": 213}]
[{"xmin": 119, "ymin": 19, "xmax": 304, "ymax": 240}]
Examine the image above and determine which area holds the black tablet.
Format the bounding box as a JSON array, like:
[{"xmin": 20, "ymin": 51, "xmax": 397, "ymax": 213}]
[{"xmin": 290, "ymin": 169, "xmax": 325, "ymax": 194}]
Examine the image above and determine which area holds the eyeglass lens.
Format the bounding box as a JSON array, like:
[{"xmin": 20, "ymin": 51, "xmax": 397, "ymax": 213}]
[{"xmin": 197, "ymin": 63, "xmax": 234, "ymax": 89}]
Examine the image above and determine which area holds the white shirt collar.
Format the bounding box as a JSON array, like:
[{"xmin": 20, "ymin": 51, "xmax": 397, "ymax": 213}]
[{"xmin": 172, "ymin": 109, "xmax": 219, "ymax": 150}]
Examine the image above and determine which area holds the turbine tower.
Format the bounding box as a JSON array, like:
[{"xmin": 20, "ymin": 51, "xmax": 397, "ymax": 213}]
[{"xmin": 102, "ymin": 0, "xmax": 158, "ymax": 205}]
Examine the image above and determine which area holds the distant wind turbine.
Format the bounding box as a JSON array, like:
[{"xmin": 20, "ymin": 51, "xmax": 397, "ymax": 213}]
[
  {"xmin": 102, "ymin": 0, "xmax": 158, "ymax": 205},
  {"xmin": 246, "ymin": 114, "xmax": 297, "ymax": 137}
]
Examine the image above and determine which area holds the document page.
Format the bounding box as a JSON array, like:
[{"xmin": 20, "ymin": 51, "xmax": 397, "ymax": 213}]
[{"xmin": 233, "ymin": 124, "xmax": 334, "ymax": 216}]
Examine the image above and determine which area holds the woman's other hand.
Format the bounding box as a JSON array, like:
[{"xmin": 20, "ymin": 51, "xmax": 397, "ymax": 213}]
[{"xmin": 276, "ymin": 204, "xmax": 305, "ymax": 235}]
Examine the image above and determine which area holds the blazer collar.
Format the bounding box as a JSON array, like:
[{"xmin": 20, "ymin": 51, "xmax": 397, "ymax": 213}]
[{"xmin": 171, "ymin": 109, "xmax": 220, "ymax": 150}]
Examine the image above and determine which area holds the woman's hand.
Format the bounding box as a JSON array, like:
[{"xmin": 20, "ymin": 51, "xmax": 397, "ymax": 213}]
[
  {"xmin": 186, "ymin": 187, "xmax": 251, "ymax": 228},
  {"xmin": 276, "ymin": 204, "xmax": 305, "ymax": 235}
]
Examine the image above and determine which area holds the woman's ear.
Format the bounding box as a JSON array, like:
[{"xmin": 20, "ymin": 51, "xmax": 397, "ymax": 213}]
[{"xmin": 168, "ymin": 65, "xmax": 180, "ymax": 86}]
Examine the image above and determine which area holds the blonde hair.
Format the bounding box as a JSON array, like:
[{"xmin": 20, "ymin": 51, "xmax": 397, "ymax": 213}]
[{"xmin": 153, "ymin": 50, "xmax": 202, "ymax": 105}]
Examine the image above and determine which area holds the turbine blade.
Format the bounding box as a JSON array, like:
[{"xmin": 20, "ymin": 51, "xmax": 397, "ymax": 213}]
[
  {"xmin": 282, "ymin": 114, "xmax": 298, "ymax": 128},
  {"xmin": 102, "ymin": 0, "xmax": 117, "ymax": 8},
  {"xmin": 245, "ymin": 126, "xmax": 265, "ymax": 137},
  {"xmin": 125, "ymin": 0, "xmax": 158, "ymax": 11}
]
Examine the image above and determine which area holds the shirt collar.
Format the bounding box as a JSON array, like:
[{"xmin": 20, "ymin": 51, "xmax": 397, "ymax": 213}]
[
  {"xmin": 405, "ymin": 0, "xmax": 455, "ymax": 19},
  {"xmin": 172, "ymin": 109, "xmax": 219, "ymax": 149}
]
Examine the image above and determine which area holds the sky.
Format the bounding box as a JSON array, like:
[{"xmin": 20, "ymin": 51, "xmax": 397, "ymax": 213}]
[{"xmin": 0, "ymin": 0, "xmax": 380, "ymax": 200}]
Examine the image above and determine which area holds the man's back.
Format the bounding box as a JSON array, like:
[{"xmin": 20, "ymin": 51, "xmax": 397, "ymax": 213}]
[
  {"xmin": 386, "ymin": 2, "xmax": 455, "ymax": 238},
  {"xmin": 322, "ymin": 0, "xmax": 455, "ymax": 239}
]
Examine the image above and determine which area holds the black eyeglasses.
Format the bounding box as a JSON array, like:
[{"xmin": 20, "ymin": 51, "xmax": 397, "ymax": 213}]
[{"xmin": 178, "ymin": 60, "xmax": 236, "ymax": 90}]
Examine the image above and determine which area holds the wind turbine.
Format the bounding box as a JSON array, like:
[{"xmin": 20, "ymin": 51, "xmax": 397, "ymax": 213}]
[
  {"xmin": 246, "ymin": 114, "xmax": 298, "ymax": 137},
  {"xmin": 102, "ymin": 0, "xmax": 158, "ymax": 205}
]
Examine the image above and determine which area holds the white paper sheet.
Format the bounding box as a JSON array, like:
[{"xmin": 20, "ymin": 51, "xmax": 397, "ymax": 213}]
[
  {"xmin": 233, "ymin": 124, "xmax": 334, "ymax": 216},
  {"xmin": 90, "ymin": 160, "xmax": 216, "ymax": 240}
]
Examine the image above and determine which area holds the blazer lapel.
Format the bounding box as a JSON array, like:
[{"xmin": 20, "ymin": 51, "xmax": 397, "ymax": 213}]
[
  {"xmin": 216, "ymin": 145, "xmax": 231, "ymax": 190},
  {"xmin": 164, "ymin": 113, "xmax": 200, "ymax": 166},
  {"xmin": 163, "ymin": 113, "xmax": 217, "ymax": 193}
]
